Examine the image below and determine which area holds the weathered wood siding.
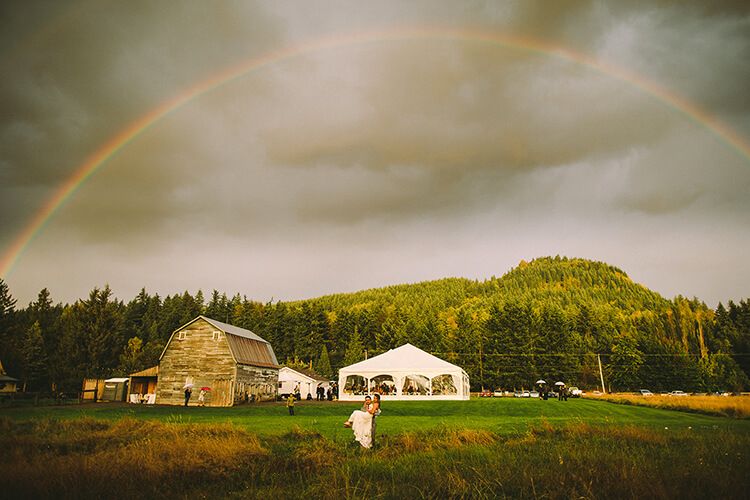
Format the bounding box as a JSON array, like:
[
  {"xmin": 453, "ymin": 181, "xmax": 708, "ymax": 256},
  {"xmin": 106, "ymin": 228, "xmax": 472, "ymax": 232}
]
[
  {"xmin": 234, "ymin": 364, "xmax": 279, "ymax": 403},
  {"xmin": 156, "ymin": 318, "xmax": 236, "ymax": 406}
]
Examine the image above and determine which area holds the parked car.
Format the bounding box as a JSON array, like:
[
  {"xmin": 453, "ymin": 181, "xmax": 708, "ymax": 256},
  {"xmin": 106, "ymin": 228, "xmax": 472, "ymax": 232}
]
[
  {"xmin": 513, "ymin": 391, "xmax": 523, "ymax": 398},
  {"xmin": 638, "ymin": 389, "xmax": 654, "ymax": 396},
  {"xmin": 569, "ymin": 387, "xmax": 582, "ymax": 397},
  {"xmin": 493, "ymin": 389, "xmax": 504, "ymax": 397},
  {"xmin": 479, "ymin": 389, "xmax": 492, "ymax": 397},
  {"xmin": 529, "ymin": 391, "xmax": 540, "ymax": 398},
  {"xmin": 669, "ymin": 390, "xmax": 688, "ymax": 397}
]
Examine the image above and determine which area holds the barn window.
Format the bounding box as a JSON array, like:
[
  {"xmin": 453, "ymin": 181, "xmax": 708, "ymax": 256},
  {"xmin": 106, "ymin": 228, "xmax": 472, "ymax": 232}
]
[
  {"xmin": 213, "ymin": 331, "xmax": 223, "ymax": 340},
  {"xmin": 178, "ymin": 331, "xmax": 187, "ymax": 340}
]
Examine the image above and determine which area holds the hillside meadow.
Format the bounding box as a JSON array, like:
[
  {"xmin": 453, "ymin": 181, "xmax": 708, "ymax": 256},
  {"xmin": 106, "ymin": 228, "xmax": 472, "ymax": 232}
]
[{"xmin": 2, "ymin": 397, "xmax": 749, "ymax": 499}]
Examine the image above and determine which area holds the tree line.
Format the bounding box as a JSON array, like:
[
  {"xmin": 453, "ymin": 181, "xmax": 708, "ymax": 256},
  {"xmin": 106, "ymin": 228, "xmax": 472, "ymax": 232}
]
[{"xmin": 1, "ymin": 256, "xmax": 748, "ymax": 393}]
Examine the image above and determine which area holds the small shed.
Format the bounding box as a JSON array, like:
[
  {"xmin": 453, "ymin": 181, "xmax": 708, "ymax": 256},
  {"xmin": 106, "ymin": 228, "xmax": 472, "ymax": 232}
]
[
  {"xmin": 128, "ymin": 366, "xmax": 158, "ymax": 404},
  {"xmin": 101, "ymin": 377, "xmax": 129, "ymax": 402},
  {"xmin": 0, "ymin": 359, "xmax": 18, "ymax": 393},
  {"xmin": 278, "ymin": 366, "xmax": 329, "ymax": 399}
]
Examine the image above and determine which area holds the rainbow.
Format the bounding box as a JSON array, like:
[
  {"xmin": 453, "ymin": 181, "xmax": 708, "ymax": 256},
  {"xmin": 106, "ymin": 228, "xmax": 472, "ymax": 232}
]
[{"xmin": 2, "ymin": 27, "xmax": 749, "ymax": 280}]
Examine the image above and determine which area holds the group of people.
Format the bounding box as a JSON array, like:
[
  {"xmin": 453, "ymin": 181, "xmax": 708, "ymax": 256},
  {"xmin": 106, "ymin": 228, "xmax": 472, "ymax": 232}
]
[
  {"xmin": 184, "ymin": 386, "xmax": 207, "ymax": 406},
  {"xmin": 370, "ymin": 382, "xmax": 394, "ymax": 395},
  {"xmin": 315, "ymin": 383, "xmax": 338, "ymax": 401}
]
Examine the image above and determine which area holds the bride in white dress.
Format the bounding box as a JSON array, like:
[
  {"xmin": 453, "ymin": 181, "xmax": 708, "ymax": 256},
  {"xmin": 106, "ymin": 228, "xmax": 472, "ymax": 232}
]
[{"xmin": 343, "ymin": 394, "xmax": 381, "ymax": 448}]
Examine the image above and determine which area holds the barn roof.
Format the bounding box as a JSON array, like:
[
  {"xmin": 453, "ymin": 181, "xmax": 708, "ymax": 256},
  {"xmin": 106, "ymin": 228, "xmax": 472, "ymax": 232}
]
[
  {"xmin": 202, "ymin": 317, "xmax": 269, "ymax": 343},
  {"xmin": 280, "ymin": 366, "xmax": 328, "ymax": 383},
  {"xmin": 162, "ymin": 316, "xmax": 279, "ymax": 369},
  {"xmin": 200, "ymin": 316, "xmax": 279, "ymax": 368},
  {"xmin": 130, "ymin": 366, "xmax": 158, "ymax": 378}
]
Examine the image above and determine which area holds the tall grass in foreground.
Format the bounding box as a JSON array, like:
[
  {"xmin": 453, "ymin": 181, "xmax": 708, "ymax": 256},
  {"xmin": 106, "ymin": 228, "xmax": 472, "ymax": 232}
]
[
  {"xmin": 1, "ymin": 415, "xmax": 748, "ymax": 499},
  {"xmin": 593, "ymin": 394, "xmax": 750, "ymax": 418}
]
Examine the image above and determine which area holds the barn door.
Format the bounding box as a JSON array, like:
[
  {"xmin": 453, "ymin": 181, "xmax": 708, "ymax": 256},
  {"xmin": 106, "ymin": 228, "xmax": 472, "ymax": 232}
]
[{"xmin": 210, "ymin": 380, "xmax": 233, "ymax": 407}]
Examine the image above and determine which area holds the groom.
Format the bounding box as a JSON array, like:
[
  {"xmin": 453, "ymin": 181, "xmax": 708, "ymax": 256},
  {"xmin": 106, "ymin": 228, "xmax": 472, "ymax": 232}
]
[{"xmin": 370, "ymin": 394, "xmax": 381, "ymax": 446}]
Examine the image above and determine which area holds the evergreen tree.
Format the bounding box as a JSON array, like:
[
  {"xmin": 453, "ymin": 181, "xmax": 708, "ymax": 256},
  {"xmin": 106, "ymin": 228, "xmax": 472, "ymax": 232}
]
[
  {"xmin": 343, "ymin": 326, "xmax": 365, "ymax": 366},
  {"xmin": 21, "ymin": 321, "xmax": 47, "ymax": 391},
  {"xmin": 315, "ymin": 345, "xmax": 334, "ymax": 380},
  {"xmin": 119, "ymin": 337, "xmax": 144, "ymax": 375},
  {"xmin": 72, "ymin": 286, "xmax": 125, "ymax": 378},
  {"xmin": 608, "ymin": 333, "xmax": 644, "ymax": 391},
  {"xmin": 0, "ymin": 279, "xmax": 20, "ymax": 376}
]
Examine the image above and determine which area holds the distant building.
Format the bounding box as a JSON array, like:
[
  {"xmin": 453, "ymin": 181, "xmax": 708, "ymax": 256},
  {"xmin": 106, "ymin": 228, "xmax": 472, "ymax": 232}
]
[
  {"xmin": 128, "ymin": 366, "xmax": 158, "ymax": 404},
  {"xmin": 155, "ymin": 316, "xmax": 279, "ymax": 406},
  {"xmin": 0, "ymin": 359, "xmax": 18, "ymax": 393},
  {"xmin": 278, "ymin": 366, "xmax": 329, "ymax": 399}
]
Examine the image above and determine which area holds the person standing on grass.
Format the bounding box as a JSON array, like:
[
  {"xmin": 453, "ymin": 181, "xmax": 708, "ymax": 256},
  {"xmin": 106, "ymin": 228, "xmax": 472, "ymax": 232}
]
[
  {"xmin": 184, "ymin": 386, "xmax": 192, "ymax": 407},
  {"xmin": 287, "ymin": 393, "xmax": 295, "ymax": 416},
  {"xmin": 198, "ymin": 389, "xmax": 205, "ymax": 407}
]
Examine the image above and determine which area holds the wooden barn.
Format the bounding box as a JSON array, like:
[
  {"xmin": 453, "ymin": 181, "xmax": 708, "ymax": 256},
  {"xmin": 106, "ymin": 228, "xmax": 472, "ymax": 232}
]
[{"xmin": 155, "ymin": 316, "xmax": 279, "ymax": 406}]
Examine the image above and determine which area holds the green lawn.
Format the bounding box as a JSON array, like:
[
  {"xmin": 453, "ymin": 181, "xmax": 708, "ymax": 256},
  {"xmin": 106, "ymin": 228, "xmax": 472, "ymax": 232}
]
[
  {"xmin": 4, "ymin": 397, "xmax": 748, "ymax": 439},
  {"xmin": 3, "ymin": 397, "xmax": 749, "ymax": 499}
]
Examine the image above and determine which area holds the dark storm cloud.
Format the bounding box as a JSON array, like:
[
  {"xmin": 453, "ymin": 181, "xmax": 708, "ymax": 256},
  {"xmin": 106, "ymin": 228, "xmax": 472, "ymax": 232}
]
[
  {"xmin": 1, "ymin": 1, "xmax": 748, "ymax": 306},
  {"xmin": 0, "ymin": 1, "xmax": 284, "ymax": 242}
]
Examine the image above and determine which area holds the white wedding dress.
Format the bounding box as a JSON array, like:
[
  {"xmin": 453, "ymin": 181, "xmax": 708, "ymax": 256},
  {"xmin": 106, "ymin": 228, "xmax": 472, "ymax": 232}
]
[{"xmin": 348, "ymin": 408, "xmax": 374, "ymax": 448}]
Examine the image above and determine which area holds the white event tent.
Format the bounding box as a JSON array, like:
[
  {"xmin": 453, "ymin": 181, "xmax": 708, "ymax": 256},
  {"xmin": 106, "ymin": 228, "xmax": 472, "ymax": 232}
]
[{"xmin": 338, "ymin": 343, "xmax": 470, "ymax": 401}]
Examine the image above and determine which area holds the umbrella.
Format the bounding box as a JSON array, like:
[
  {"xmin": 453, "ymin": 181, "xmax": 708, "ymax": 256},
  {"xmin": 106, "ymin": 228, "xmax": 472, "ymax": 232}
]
[
  {"xmin": 182, "ymin": 383, "xmax": 194, "ymax": 389},
  {"xmin": 536, "ymin": 380, "xmax": 546, "ymax": 385},
  {"xmin": 555, "ymin": 381, "xmax": 565, "ymax": 386},
  {"xmin": 201, "ymin": 387, "xmax": 211, "ymax": 391}
]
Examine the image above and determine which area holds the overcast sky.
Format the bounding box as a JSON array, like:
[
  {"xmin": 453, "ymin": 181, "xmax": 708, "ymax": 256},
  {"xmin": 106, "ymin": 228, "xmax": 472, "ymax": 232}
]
[{"xmin": 1, "ymin": 1, "xmax": 749, "ymax": 308}]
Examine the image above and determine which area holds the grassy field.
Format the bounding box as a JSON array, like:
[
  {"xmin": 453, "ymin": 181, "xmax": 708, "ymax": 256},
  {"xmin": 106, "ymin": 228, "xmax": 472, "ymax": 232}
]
[
  {"xmin": 4, "ymin": 397, "xmax": 750, "ymax": 437},
  {"xmin": 2, "ymin": 398, "xmax": 749, "ymax": 499},
  {"xmin": 589, "ymin": 393, "xmax": 750, "ymax": 419}
]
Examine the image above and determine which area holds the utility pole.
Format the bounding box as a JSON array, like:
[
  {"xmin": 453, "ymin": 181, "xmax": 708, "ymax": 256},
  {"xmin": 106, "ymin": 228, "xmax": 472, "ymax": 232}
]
[
  {"xmin": 598, "ymin": 354, "xmax": 606, "ymax": 394},
  {"xmin": 479, "ymin": 341, "xmax": 484, "ymax": 390}
]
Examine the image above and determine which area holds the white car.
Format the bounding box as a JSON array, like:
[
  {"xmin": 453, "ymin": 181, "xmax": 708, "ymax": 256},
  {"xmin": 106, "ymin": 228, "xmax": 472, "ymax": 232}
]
[
  {"xmin": 669, "ymin": 390, "xmax": 688, "ymax": 397},
  {"xmin": 569, "ymin": 387, "xmax": 582, "ymax": 397}
]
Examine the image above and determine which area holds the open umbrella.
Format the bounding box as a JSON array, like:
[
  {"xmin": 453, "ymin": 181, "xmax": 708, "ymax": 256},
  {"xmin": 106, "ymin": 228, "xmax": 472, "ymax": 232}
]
[
  {"xmin": 555, "ymin": 381, "xmax": 565, "ymax": 386},
  {"xmin": 536, "ymin": 380, "xmax": 546, "ymax": 385},
  {"xmin": 201, "ymin": 387, "xmax": 211, "ymax": 391},
  {"xmin": 182, "ymin": 383, "xmax": 194, "ymax": 389}
]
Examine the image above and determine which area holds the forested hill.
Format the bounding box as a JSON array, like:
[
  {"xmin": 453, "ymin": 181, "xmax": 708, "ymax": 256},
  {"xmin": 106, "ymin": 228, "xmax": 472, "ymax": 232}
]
[
  {"xmin": 308, "ymin": 257, "xmax": 669, "ymax": 316},
  {"xmin": 1, "ymin": 256, "xmax": 748, "ymax": 393},
  {"xmin": 264, "ymin": 256, "xmax": 746, "ymax": 393}
]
